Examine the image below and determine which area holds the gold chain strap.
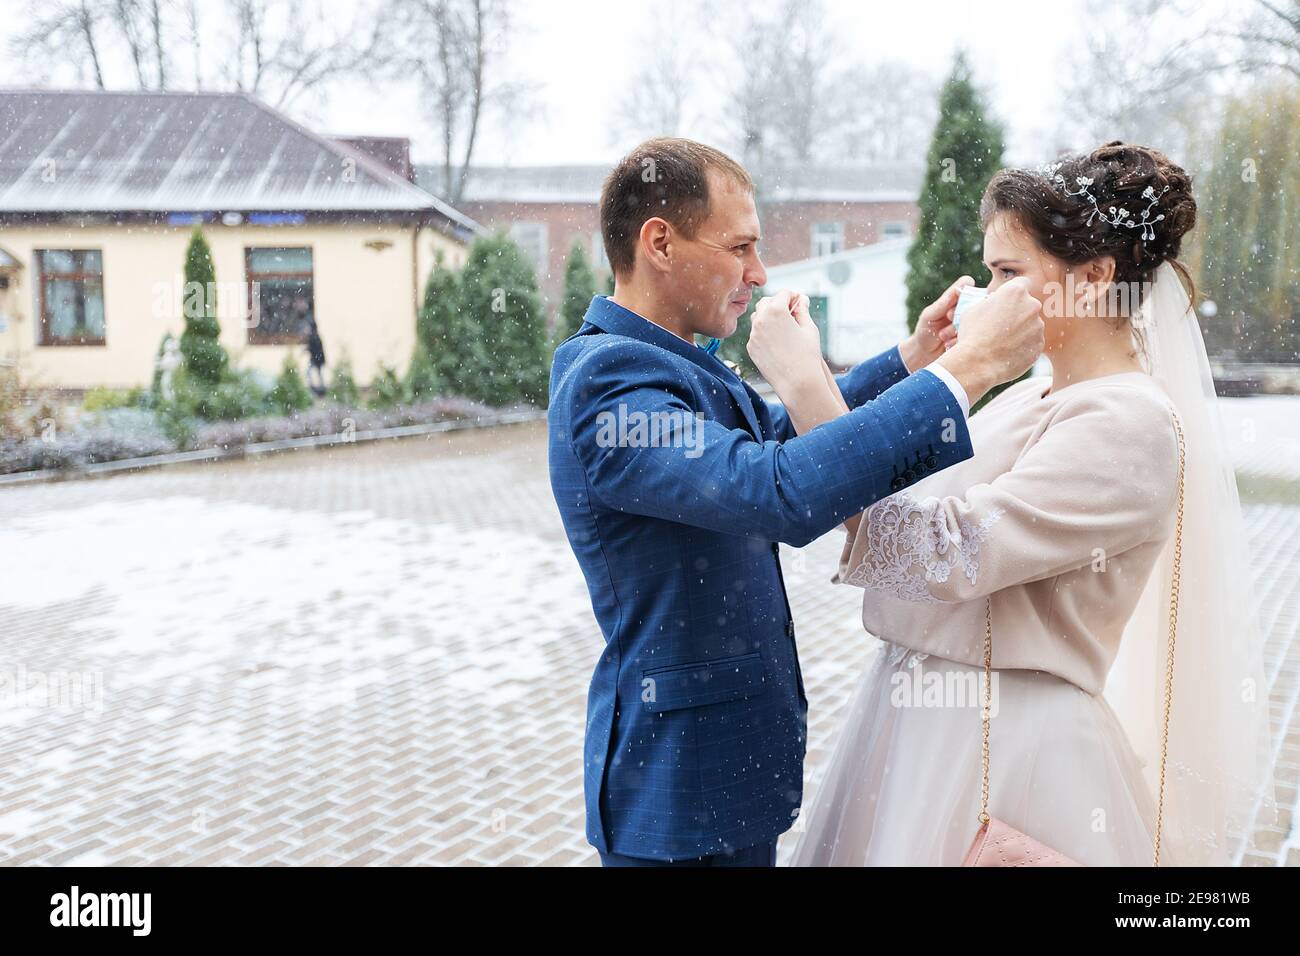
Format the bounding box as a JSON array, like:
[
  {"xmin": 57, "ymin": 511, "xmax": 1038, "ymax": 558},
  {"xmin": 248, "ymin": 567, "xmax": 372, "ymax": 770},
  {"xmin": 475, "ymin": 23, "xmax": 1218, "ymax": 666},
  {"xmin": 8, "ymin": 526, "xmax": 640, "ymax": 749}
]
[
  {"xmin": 976, "ymin": 409, "xmax": 1187, "ymax": 867},
  {"xmin": 1154, "ymin": 411, "xmax": 1186, "ymax": 866},
  {"xmin": 978, "ymin": 596, "xmax": 993, "ymax": 827}
]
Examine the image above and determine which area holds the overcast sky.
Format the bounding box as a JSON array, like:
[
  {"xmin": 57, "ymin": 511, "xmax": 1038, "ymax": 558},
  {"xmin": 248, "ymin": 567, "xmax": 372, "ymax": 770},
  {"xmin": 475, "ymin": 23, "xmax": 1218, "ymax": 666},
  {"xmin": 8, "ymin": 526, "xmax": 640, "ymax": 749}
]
[
  {"xmin": 0, "ymin": 0, "xmax": 1236, "ymax": 168},
  {"xmin": 323, "ymin": 0, "xmax": 1084, "ymax": 166}
]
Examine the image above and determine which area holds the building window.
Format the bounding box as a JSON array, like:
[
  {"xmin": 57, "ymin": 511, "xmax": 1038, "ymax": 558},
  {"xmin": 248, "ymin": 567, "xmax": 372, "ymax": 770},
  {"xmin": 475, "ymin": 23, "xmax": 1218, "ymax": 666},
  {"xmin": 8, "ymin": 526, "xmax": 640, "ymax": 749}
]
[
  {"xmin": 591, "ymin": 231, "xmax": 609, "ymax": 271},
  {"xmin": 509, "ymin": 222, "xmax": 548, "ymax": 273},
  {"xmin": 36, "ymin": 249, "xmax": 105, "ymax": 346},
  {"xmin": 246, "ymin": 247, "xmax": 314, "ymax": 344},
  {"xmin": 881, "ymin": 221, "xmax": 910, "ymax": 240},
  {"xmin": 811, "ymin": 222, "xmax": 844, "ymax": 258}
]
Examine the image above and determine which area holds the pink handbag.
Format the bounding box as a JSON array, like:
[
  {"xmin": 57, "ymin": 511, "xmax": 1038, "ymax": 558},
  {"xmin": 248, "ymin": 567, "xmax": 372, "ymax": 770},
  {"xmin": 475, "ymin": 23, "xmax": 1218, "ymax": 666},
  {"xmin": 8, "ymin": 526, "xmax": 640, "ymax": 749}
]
[
  {"xmin": 962, "ymin": 815, "xmax": 1082, "ymax": 867},
  {"xmin": 963, "ymin": 412, "xmax": 1186, "ymax": 868}
]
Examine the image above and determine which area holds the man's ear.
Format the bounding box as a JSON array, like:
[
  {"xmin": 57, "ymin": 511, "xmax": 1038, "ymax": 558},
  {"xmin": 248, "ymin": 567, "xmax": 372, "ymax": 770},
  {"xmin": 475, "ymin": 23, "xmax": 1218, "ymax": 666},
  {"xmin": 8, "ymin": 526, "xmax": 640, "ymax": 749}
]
[{"xmin": 638, "ymin": 217, "xmax": 674, "ymax": 275}]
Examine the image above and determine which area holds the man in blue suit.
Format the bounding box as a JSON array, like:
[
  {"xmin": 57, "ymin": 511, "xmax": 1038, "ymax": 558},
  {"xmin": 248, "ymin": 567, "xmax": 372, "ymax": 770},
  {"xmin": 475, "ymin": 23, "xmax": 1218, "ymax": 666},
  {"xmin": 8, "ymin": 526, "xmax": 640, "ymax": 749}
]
[{"xmin": 548, "ymin": 138, "xmax": 1044, "ymax": 866}]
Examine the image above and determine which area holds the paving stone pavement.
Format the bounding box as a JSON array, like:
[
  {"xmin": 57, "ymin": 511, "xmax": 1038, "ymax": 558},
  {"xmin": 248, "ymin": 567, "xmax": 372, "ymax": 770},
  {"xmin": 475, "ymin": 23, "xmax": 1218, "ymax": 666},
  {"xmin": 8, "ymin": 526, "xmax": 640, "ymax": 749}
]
[{"xmin": 0, "ymin": 397, "xmax": 1297, "ymax": 867}]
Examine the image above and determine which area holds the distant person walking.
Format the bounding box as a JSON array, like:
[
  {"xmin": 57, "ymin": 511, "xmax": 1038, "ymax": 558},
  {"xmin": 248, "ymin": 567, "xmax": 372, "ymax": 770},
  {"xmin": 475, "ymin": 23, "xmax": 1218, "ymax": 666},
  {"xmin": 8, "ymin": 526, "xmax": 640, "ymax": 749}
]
[{"xmin": 301, "ymin": 306, "xmax": 327, "ymax": 397}]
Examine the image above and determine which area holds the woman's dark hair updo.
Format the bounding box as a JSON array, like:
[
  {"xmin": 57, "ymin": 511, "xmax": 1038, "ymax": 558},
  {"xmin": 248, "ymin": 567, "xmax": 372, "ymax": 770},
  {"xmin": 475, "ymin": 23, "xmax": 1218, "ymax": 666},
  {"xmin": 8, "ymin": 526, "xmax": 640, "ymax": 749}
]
[{"xmin": 979, "ymin": 141, "xmax": 1198, "ymax": 306}]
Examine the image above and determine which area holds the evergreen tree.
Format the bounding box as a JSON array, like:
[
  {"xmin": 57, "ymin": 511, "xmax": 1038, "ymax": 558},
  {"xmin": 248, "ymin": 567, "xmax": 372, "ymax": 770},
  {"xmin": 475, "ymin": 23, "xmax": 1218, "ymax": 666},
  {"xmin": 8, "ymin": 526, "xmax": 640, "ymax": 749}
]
[
  {"xmin": 367, "ymin": 362, "xmax": 404, "ymax": 409},
  {"xmin": 458, "ymin": 233, "xmax": 550, "ymax": 406},
  {"xmin": 555, "ymin": 239, "xmax": 598, "ymax": 344},
  {"xmin": 327, "ymin": 353, "xmax": 361, "ymax": 406},
  {"xmin": 268, "ymin": 355, "xmax": 312, "ymax": 415},
  {"xmin": 404, "ymin": 343, "xmax": 441, "ymax": 403},
  {"xmin": 1193, "ymin": 83, "xmax": 1300, "ymax": 363},
  {"xmin": 418, "ymin": 251, "xmax": 483, "ymax": 397},
  {"xmin": 905, "ymin": 52, "xmax": 1006, "ymax": 407},
  {"xmin": 179, "ymin": 227, "xmax": 229, "ymax": 386}
]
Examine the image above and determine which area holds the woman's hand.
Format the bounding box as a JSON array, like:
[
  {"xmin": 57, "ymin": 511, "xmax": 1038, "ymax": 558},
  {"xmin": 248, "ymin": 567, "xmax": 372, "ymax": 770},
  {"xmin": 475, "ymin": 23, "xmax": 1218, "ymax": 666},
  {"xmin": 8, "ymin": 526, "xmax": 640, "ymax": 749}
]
[
  {"xmin": 746, "ymin": 290, "xmax": 824, "ymax": 398},
  {"xmin": 899, "ymin": 275, "xmax": 973, "ymax": 371}
]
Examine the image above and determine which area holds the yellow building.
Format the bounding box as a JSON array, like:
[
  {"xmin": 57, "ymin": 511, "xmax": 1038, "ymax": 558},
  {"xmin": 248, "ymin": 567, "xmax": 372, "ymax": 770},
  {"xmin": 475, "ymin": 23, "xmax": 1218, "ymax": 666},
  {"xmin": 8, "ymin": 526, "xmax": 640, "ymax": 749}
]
[{"xmin": 0, "ymin": 89, "xmax": 479, "ymax": 390}]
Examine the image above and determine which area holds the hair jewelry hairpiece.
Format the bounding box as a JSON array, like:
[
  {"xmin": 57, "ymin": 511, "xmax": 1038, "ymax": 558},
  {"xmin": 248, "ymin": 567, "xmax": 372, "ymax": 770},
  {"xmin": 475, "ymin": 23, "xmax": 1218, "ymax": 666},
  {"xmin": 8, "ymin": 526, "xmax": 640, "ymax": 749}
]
[{"xmin": 1038, "ymin": 162, "xmax": 1169, "ymax": 242}]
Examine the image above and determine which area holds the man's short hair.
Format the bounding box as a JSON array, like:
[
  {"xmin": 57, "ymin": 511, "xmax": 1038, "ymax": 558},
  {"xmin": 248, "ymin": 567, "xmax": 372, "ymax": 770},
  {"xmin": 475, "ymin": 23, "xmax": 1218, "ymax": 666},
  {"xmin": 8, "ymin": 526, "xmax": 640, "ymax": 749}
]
[{"xmin": 599, "ymin": 137, "xmax": 753, "ymax": 278}]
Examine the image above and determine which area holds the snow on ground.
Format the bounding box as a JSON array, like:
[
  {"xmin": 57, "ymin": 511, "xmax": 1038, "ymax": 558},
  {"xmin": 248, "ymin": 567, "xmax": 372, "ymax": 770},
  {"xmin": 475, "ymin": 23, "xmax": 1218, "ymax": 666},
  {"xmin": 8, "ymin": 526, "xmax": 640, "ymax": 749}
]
[
  {"xmin": 0, "ymin": 496, "xmax": 594, "ymax": 716},
  {"xmin": 0, "ymin": 413, "xmax": 1294, "ymax": 866}
]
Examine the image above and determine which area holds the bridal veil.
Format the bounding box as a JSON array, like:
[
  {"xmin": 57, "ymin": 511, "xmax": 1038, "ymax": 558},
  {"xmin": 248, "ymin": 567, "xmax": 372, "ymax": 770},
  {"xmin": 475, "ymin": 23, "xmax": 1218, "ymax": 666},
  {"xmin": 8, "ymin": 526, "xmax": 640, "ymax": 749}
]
[{"xmin": 1106, "ymin": 262, "xmax": 1279, "ymax": 865}]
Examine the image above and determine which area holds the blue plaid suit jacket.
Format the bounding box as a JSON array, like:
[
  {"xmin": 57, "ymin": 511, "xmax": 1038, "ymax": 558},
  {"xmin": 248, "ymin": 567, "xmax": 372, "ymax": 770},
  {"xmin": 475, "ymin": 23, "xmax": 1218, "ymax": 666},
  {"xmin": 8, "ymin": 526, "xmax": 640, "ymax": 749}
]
[{"xmin": 548, "ymin": 295, "xmax": 973, "ymax": 860}]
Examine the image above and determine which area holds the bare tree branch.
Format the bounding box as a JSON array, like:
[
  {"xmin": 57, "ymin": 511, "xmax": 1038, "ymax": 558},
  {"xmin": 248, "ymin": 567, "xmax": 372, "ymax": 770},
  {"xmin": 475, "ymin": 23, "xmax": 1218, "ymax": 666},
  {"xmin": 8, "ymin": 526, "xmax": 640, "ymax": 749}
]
[
  {"xmin": 10, "ymin": 0, "xmax": 109, "ymax": 88},
  {"xmin": 11, "ymin": 0, "xmax": 389, "ymax": 107},
  {"xmin": 1213, "ymin": 0, "xmax": 1300, "ymax": 79},
  {"xmin": 610, "ymin": 30, "xmax": 693, "ymax": 141},
  {"xmin": 183, "ymin": 0, "xmax": 201, "ymax": 88},
  {"xmin": 699, "ymin": 0, "xmax": 934, "ymax": 176},
  {"xmin": 151, "ymin": 0, "xmax": 166, "ymax": 88},
  {"xmin": 387, "ymin": 0, "xmax": 518, "ymax": 206}
]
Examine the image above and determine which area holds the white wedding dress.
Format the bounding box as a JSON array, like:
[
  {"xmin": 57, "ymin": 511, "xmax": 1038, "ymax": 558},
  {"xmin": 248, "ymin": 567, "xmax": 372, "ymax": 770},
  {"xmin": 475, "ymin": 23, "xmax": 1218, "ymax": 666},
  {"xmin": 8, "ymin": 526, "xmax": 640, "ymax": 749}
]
[
  {"xmin": 790, "ymin": 640, "xmax": 1163, "ymax": 865},
  {"xmin": 790, "ymin": 264, "xmax": 1275, "ymax": 867},
  {"xmin": 789, "ymin": 370, "xmax": 1176, "ymax": 866}
]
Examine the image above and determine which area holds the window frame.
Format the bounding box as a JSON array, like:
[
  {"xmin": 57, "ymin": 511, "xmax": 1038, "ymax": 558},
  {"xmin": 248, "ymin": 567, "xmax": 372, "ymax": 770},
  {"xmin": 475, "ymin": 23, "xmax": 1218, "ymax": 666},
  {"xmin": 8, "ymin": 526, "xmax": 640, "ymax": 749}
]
[
  {"xmin": 35, "ymin": 248, "xmax": 107, "ymax": 347},
  {"xmin": 509, "ymin": 221, "xmax": 548, "ymax": 273},
  {"xmin": 811, "ymin": 222, "xmax": 844, "ymax": 258},
  {"xmin": 245, "ymin": 245, "xmax": 315, "ymax": 346}
]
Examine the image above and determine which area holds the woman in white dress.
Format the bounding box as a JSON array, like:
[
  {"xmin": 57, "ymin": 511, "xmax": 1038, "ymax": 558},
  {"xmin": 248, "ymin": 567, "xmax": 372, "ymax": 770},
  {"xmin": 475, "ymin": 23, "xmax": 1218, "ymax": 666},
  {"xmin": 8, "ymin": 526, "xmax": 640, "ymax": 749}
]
[{"xmin": 749, "ymin": 142, "xmax": 1276, "ymax": 866}]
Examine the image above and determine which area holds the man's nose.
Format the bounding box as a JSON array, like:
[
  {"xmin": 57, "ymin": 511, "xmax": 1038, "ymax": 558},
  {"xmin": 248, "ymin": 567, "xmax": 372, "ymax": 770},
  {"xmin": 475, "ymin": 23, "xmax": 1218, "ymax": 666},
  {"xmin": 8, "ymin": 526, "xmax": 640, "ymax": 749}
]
[{"xmin": 745, "ymin": 252, "xmax": 767, "ymax": 290}]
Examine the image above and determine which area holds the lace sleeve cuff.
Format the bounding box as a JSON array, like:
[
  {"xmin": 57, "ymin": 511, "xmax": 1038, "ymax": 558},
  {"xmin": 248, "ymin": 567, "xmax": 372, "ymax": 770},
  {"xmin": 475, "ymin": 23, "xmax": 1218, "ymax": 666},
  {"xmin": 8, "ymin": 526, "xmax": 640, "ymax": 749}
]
[{"xmin": 833, "ymin": 489, "xmax": 1004, "ymax": 604}]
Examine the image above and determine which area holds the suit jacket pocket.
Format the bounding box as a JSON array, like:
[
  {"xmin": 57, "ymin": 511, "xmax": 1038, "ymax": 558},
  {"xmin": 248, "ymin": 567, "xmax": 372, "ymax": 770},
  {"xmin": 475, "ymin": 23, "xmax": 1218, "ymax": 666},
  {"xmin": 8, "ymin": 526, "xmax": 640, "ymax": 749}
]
[{"xmin": 640, "ymin": 652, "xmax": 770, "ymax": 714}]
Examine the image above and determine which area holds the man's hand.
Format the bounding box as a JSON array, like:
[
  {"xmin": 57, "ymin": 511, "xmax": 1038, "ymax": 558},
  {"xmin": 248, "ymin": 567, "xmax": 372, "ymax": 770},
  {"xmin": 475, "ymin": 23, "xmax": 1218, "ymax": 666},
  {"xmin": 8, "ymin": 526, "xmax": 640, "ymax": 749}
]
[
  {"xmin": 934, "ymin": 277, "xmax": 1044, "ymax": 406},
  {"xmin": 899, "ymin": 276, "xmax": 973, "ymax": 371},
  {"xmin": 790, "ymin": 293, "xmax": 851, "ymax": 414},
  {"xmin": 747, "ymin": 289, "xmax": 824, "ymax": 397}
]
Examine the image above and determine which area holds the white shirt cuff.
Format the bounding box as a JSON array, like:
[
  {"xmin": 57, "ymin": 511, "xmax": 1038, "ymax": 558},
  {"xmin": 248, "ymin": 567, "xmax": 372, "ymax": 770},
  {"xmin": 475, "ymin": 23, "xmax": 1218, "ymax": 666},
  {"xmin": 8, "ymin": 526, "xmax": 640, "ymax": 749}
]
[{"xmin": 924, "ymin": 361, "xmax": 970, "ymax": 420}]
